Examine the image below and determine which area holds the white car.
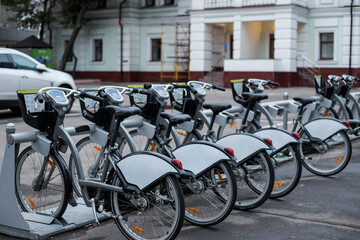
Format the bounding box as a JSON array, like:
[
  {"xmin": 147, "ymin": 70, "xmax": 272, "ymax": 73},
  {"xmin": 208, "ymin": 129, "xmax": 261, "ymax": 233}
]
[{"xmin": 0, "ymin": 48, "xmax": 76, "ymax": 112}]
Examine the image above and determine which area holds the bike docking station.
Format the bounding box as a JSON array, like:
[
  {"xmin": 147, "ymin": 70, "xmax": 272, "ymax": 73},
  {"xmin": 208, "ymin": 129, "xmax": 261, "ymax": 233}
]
[{"xmin": 0, "ymin": 123, "xmax": 106, "ymax": 240}]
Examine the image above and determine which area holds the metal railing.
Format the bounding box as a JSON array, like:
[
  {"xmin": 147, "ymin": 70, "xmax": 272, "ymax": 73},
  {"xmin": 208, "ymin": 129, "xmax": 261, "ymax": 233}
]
[
  {"xmin": 242, "ymin": 0, "xmax": 276, "ymax": 6},
  {"xmin": 296, "ymin": 55, "xmax": 320, "ymax": 78},
  {"xmin": 204, "ymin": 0, "xmax": 233, "ymax": 8}
]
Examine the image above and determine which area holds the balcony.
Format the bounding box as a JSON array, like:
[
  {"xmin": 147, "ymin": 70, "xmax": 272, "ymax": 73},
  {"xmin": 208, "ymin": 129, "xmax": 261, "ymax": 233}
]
[{"xmin": 203, "ymin": 0, "xmax": 306, "ymax": 9}]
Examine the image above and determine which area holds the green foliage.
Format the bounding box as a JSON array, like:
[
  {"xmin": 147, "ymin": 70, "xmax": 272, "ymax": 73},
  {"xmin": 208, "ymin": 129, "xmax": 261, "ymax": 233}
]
[
  {"xmin": 59, "ymin": 0, "xmax": 94, "ymax": 28},
  {"xmin": 4, "ymin": 0, "xmax": 55, "ymax": 29}
]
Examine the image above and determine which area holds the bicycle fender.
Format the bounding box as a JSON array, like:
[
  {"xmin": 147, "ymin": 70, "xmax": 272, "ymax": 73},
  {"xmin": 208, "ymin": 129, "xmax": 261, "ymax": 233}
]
[
  {"xmin": 172, "ymin": 142, "xmax": 230, "ymax": 177},
  {"xmin": 116, "ymin": 153, "xmax": 178, "ymax": 191},
  {"xmin": 216, "ymin": 133, "xmax": 269, "ymax": 164},
  {"xmin": 254, "ymin": 128, "xmax": 298, "ymax": 151},
  {"xmin": 303, "ymin": 118, "xmax": 348, "ymax": 141}
]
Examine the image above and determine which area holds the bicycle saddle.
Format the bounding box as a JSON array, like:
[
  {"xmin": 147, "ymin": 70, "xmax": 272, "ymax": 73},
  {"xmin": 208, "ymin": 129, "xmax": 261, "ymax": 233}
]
[
  {"xmin": 105, "ymin": 105, "xmax": 141, "ymax": 120},
  {"xmin": 293, "ymin": 97, "xmax": 316, "ymax": 106},
  {"xmin": 242, "ymin": 92, "xmax": 268, "ymax": 101},
  {"xmin": 160, "ymin": 112, "xmax": 191, "ymax": 126},
  {"xmin": 203, "ymin": 103, "xmax": 232, "ymax": 115}
]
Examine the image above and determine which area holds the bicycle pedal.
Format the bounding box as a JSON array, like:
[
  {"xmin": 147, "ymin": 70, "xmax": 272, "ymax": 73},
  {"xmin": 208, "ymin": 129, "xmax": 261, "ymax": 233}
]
[{"xmin": 85, "ymin": 222, "xmax": 99, "ymax": 230}]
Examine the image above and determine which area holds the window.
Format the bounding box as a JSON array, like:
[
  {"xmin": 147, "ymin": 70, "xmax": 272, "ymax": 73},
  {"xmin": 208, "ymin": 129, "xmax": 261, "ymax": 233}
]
[
  {"xmin": 97, "ymin": 0, "xmax": 106, "ymax": 8},
  {"xmin": 65, "ymin": 40, "xmax": 73, "ymax": 62},
  {"xmin": 146, "ymin": 0, "xmax": 155, "ymax": 7},
  {"xmin": 11, "ymin": 54, "xmax": 37, "ymax": 70},
  {"xmin": 94, "ymin": 39, "xmax": 103, "ymax": 62},
  {"xmin": 320, "ymin": 33, "xmax": 334, "ymax": 60},
  {"xmin": 269, "ymin": 33, "xmax": 274, "ymax": 59},
  {"xmin": 151, "ymin": 38, "xmax": 161, "ymax": 61},
  {"xmin": 164, "ymin": 0, "xmax": 174, "ymax": 5},
  {"xmin": 0, "ymin": 54, "xmax": 14, "ymax": 68}
]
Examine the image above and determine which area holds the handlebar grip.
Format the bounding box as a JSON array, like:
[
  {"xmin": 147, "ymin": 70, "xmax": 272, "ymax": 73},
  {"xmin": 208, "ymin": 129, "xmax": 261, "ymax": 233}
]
[
  {"xmin": 37, "ymin": 94, "xmax": 44, "ymax": 103},
  {"xmin": 269, "ymin": 81, "xmax": 280, "ymax": 87},
  {"xmin": 132, "ymin": 88, "xmax": 150, "ymax": 95},
  {"xmin": 144, "ymin": 82, "xmax": 152, "ymax": 89},
  {"xmin": 172, "ymin": 83, "xmax": 191, "ymax": 89},
  {"xmin": 80, "ymin": 91, "xmax": 104, "ymax": 102},
  {"xmin": 213, "ymin": 84, "xmax": 225, "ymax": 91}
]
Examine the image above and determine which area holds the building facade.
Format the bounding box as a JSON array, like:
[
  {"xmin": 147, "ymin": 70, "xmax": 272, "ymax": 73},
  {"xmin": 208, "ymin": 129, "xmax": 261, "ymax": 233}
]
[{"xmin": 53, "ymin": 0, "xmax": 360, "ymax": 87}]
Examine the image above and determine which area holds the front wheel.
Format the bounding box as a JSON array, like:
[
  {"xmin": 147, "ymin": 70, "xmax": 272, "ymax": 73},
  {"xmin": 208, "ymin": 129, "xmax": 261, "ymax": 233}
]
[
  {"xmin": 15, "ymin": 147, "xmax": 71, "ymax": 219},
  {"xmin": 270, "ymin": 145, "xmax": 302, "ymax": 198},
  {"xmin": 182, "ymin": 162, "xmax": 236, "ymax": 226},
  {"xmin": 299, "ymin": 130, "xmax": 352, "ymax": 176},
  {"xmin": 111, "ymin": 175, "xmax": 184, "ymax": 240},
  {"xmin": 234, "ymin": 150, "xmax": 274, "ymax": 210}
]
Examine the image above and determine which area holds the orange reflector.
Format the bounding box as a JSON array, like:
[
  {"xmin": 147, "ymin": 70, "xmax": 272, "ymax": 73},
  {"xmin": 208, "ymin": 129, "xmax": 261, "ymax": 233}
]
[
  {"xmin": 216, "ymin": 170, "xmax": 224, "ymax": 183},
  {"xmin": 230, "ymin": 121, "xmax": 237, "ymax": 128},
  {"xmin": 326, "ymin": 112, "xmax": 331, "ymax": 117},
  {"xmin": 150, "ymin": 142, "xmax": 158, "ymax": 152},
  {"xmin": 94, "ymin": 146, "xmax": 101, "ymax": 151},
  {"xmin": 274, "ymin": 182, "xmax": 284, "ymax": 187},
  {"xmin": 28, "ymin": 198, "xmax": 37, "ymax": 210},
  {"xmin": 188, "ymin": 207, "xmax": 202, "ymax": 214},
  {"xmin": 48, "ymin": 160, "xmax": 56, "ymax": 169},
  {"xmin": 336, "ymin": 155, "xmax": 343, "ymax": 164},
  {"xmin": 177, "ymin": 131, "xmax": 186, "ymax": 136},
  {"xmin": 132, "ymin": 225, "xmax": 144, "ymax": 234}
]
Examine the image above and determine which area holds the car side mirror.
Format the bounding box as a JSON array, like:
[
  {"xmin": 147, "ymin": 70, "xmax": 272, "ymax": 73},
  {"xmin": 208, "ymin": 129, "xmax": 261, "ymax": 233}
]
[{"xmin": 36, "ymin": 64, "xmax": 47, "ymax": 72}]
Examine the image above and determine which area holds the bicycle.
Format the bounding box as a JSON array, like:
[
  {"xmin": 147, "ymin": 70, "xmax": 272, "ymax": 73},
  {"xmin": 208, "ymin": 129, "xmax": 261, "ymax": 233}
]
[
  {"xmin": 174, "ymin": 81, "xmax": 301, "ymax": 201},
  {"xmin": 71, "ymin": 85, "xmax": 238, "ymax": 227},
  {"xmin": 16, "ymin": 87, "xmax": 186, "ymax": 240}
]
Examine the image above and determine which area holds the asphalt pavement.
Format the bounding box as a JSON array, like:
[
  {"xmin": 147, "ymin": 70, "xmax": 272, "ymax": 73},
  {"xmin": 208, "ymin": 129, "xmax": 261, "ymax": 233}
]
[{"xmin": 0, "ymin": 83, "xmax": 359, "ymax": 240}]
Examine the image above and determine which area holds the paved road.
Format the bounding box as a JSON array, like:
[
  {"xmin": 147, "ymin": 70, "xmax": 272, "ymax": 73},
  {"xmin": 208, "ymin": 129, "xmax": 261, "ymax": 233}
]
[{"xmin": 0, "ymin": 86, "xmax": 360, "ymax": 239}]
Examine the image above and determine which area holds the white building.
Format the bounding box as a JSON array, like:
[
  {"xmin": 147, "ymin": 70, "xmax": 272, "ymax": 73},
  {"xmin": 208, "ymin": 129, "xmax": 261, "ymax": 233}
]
[{"xmin": 54, "ymin": 0, "xmax": 360, "ymax": 87}]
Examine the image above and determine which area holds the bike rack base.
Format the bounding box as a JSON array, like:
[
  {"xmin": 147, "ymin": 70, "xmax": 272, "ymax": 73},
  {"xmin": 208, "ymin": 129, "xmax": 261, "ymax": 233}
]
[{"xmin": 0, "ymin": 198, "xmax": 106, "ymax": 240}]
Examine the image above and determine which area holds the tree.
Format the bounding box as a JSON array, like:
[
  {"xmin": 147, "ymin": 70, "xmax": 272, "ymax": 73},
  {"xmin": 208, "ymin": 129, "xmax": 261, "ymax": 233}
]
[
  {"xmin": 58, "ymin": 0, "xmax": 93, "ymax": 71},
  {"xmin": 3, "ymin": 0, "xmax": 55, "ymax": 41}
]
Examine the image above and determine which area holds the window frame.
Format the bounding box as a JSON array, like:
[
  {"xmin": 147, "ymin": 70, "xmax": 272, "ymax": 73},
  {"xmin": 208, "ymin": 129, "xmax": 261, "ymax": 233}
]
[
  {"xmin": 315, "ymin": 29, "xmax": 337, "ymax": 62},
  {"xmin": 150, "ymin": 38, "xmax": 162, "ymax": 62},
  {"xmin": 319, "ymin": 32, "xmax": 334, "ymax": 60},
  {"xmin": 145, "ymin": 0, "xmax": 155, "ymax": 7},
  {"xmin": 93, "ymin": 39, "xmax": 103, "ymax": 62},
  {"xmin": 164, "ymin": 0, "xmax": 175, "ymax": 6}
]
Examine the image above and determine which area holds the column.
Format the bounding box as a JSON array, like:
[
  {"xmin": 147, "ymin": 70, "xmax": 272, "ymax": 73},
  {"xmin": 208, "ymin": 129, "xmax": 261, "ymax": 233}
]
[
  {"xmin": 190, "ymin": 17, "xmax": 212, "ymax": 72},
  {"xmin": 274, "ymin": 13, "xmax": 298, "ymax": 72},
  {"xmin": 233, "ymin": 15, "xmax": 241, "ymax": 59}
]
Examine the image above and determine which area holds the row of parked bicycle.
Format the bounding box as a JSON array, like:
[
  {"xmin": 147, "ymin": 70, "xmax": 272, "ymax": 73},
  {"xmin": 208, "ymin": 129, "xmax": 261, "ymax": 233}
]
[{"xmin": 11, "ymin": 73, "xmax": 358, "ymax": 240}]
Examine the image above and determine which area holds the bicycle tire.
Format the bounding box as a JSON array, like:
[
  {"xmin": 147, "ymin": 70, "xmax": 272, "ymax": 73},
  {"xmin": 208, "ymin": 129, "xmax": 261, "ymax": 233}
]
[
  {"xmin": 318, "ymin": 106, "xmax": 339, "ymax": 119},
  {"xmin": 124, "ymin": 129, "xmax": 237, "ymax": 226},
  {"xmin": 182, "ymin": 161, "xmax": 236, "ymax": 226},
  {"xmin": 111, "ymin": 174, "xmax": 184, "ymax": 240},
  {"xmin": 269, "ymin": 145, "xmax": 302, "ymax": 198},
  {"xmin": 299, "ymin": 130, "xmax": 352, "ymax": 176},
  {"xmin": 234, "ymin": 150, "xmax": 274, "ymax": 210},
  {"xmin": 69, "ymin": 136, "xmax": 105, "ymax": 197},
  {"xmin": 15, "ymin": 147, "xmax": 71, "ymax": 219}
]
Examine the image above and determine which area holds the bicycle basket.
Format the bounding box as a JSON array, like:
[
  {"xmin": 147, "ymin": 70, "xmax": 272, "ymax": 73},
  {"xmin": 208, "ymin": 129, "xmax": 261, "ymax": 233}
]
[
  {"xmin": 230, "ymin": 79, "xmax": 249, "ymax": 106},
  {"xmin": 314, "ymin": 75, "xmax": 327, "ymax": 96},
  {"xmin": 129, "ymin": 90, "xmax": 159, "ymax": 123},
  {"xmin": 169, "ymin": 87, "xmax": 197, "ymax": 117},
  {"xmin": 17, "ymin": 90, "xmax": 56, "ymax": 132},
  {"xmin": 79, "ymin": 88, "xmax": 112, "ymax": 128}
]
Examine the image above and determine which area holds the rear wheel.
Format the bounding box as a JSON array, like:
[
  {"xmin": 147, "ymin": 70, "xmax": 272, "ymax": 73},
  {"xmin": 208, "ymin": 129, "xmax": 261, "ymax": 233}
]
[
  {"xmin": 15, "ymin": 147, "xmax": 71, "ymax": 219},
  {"xmin": 299, "ymin": 130, "xmax": 352, "ymax": 176},
  {"xmin": 234, "ymin": 150, "xmax": 274, "ymax": 210},
  {"xmin": 111, "ymin": 175, "xmax": 184, "ymax": 240}
]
